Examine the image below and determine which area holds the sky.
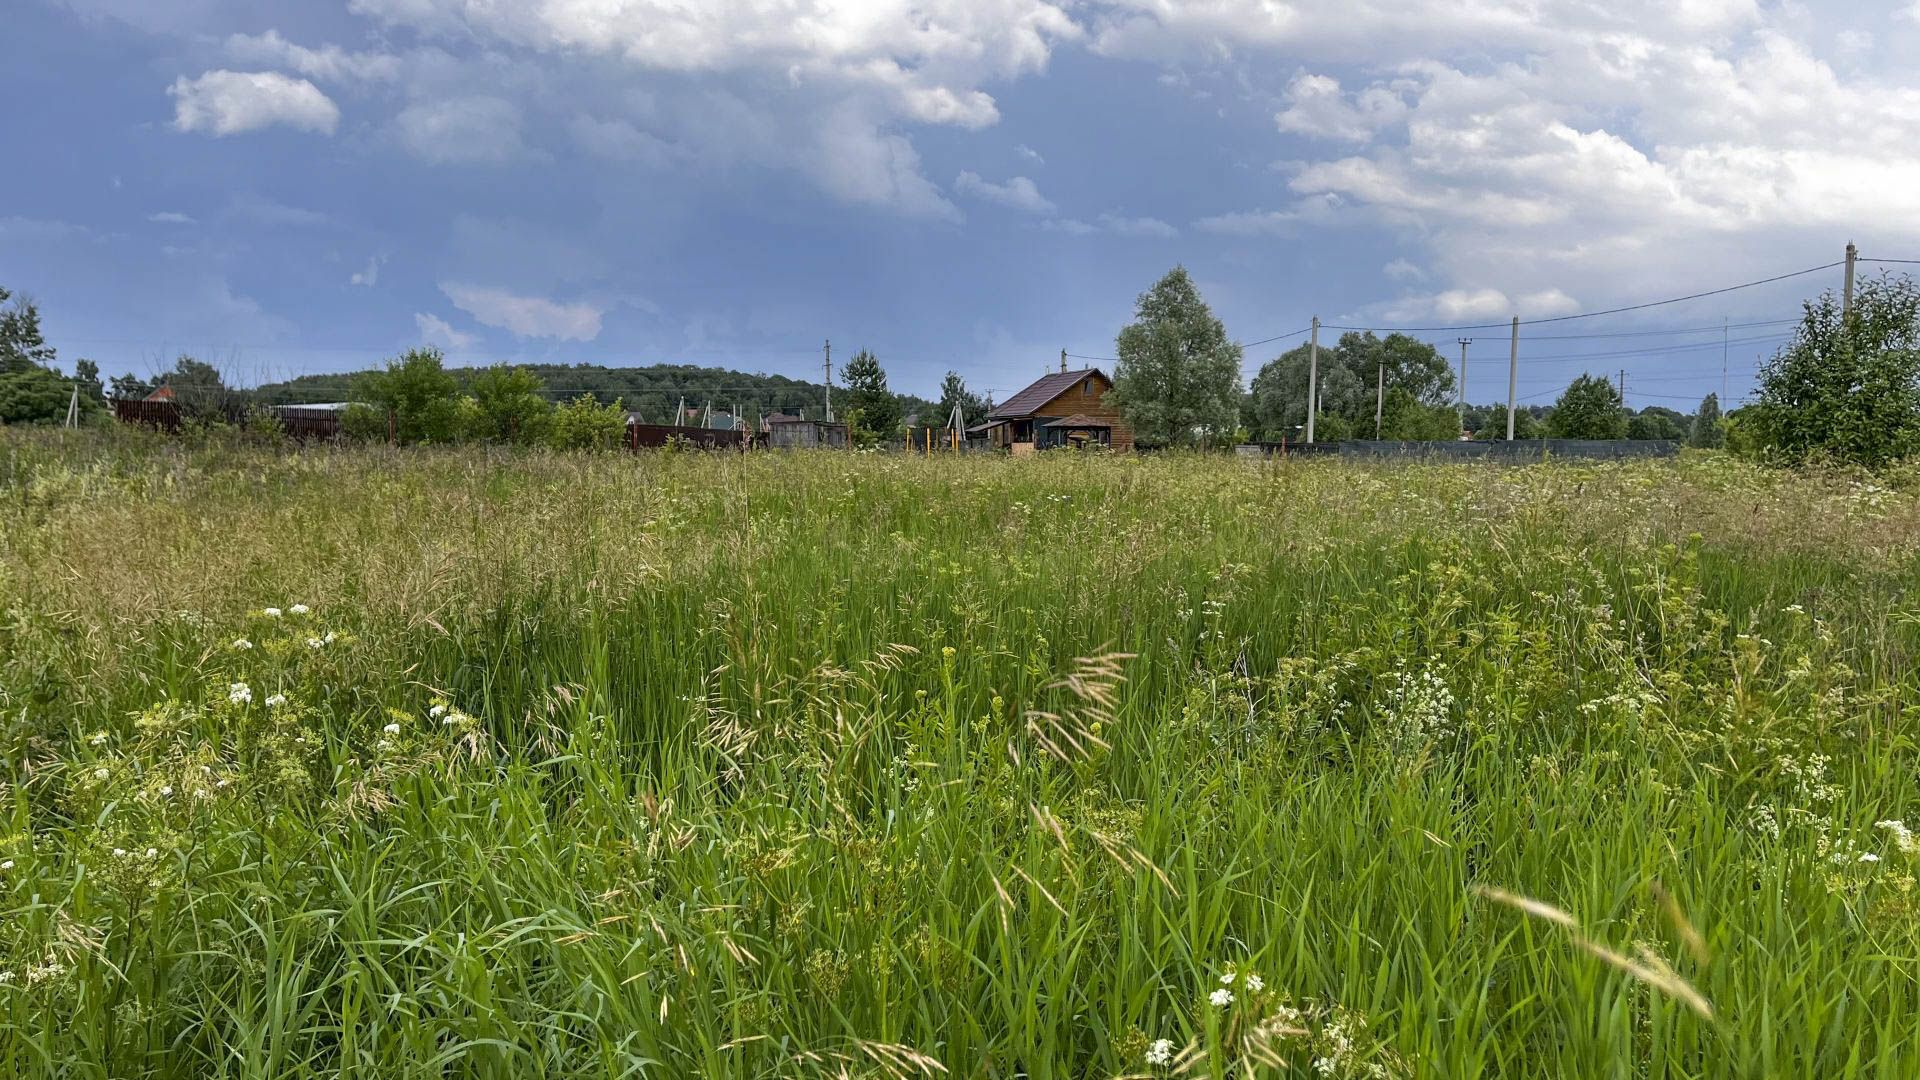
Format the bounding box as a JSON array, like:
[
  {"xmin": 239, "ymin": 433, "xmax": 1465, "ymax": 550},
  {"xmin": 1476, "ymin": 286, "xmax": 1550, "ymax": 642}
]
[{"xmin": 6, "ymin": 0, "xmax": 1920, "ymax": 410}]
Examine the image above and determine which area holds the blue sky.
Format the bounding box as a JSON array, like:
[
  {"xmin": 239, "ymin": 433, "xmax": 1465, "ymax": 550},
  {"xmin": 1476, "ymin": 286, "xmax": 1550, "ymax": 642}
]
[{"xmin": 6, "ymin": 0, "xmax": 1920, "ymax": 410}]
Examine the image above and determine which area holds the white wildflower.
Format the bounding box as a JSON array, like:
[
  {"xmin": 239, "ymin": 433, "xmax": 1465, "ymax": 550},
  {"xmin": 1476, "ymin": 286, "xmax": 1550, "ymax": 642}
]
[
  {"xmin": 266, "ymin": 694, "xmax": 287, "ymax": 708},
  {"xmin": 94, "ymin": 768, "xmax": 109, "ymax": 781},
  {"xmin": 1209, "ymin": 988, "xmax": 1233, "ymax": 1007},
  {"xmin": 1, "ymin": 860, "xmax": 13, "ymax": 870},
  {"xmin": 306, "ymin": 637, "xmax": 325, "ymax": 649},
  {"xmin": 88, "ymin": 732, "xmax": 108, "ymax": 746},
  {"xmin": 1859, "ymin": 852, "xmax": 1882, "ymax": 864},
  {"xmin": 145, "ymin": 848, "xmax": 158, "ymax": 859},
  {"xmin": 429, "ymin": 705, "xmax": 448, "ymax": 719},
  {"xmin": 1220, "ymin": 971, "xmax": 1236, "ymax": 985},
  {"xmin": 228, "ymin": 682, "xmax": 253, "ymax": 706},
  {"xmin": 232, "ymin": 638, "xmax": 253, "ymax": 650},
  {"xmin": 383, "ymin": 722, "xmax": 401, "ymax": 735},
  {"xmin": 1876, "ymin": 820, "xmax": 1919, "ymax": 855},
  {"xmin": 112, "ymin": 848, "xmax": 127, "ymax": 858},
  {"xmin": 289, "ymin": 604, "xmax": 310, "ymax": 615},
  {"xmin": 323, "ymin": 631, "xmax": 336, "ymax": 644},
  {"xmin": 262, "ymin": 607, "xmax": 282, "ymax": 618},
  {"xmin": 158, "ymin": 786, "xmax": 172, "ymax": 797},
  {"xmin": 1245, "ymin": 973, "xmax": 1265, "ymax": 992},
  {"xmin": 1145, "ymin": 1038, "xmax": 1174, "ymax": 1067}
]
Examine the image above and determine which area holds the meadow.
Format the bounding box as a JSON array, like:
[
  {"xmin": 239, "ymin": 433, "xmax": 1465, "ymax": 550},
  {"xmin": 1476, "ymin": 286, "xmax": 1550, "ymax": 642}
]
[{"xmin": 2, "ymin": 429, "xmax": 1918, "ymax": 1079}]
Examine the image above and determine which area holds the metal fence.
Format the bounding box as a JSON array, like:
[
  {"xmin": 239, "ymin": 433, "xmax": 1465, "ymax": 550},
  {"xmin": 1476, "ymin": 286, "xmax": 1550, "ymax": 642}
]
[{"xmin": 1338, "ymin": 439, "xmax": 1681, "ymax": 461}]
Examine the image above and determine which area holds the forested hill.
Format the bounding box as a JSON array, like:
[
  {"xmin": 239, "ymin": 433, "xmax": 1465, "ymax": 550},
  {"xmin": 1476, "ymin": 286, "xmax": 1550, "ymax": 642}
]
[{"xmin": 254, "ymin": 362, "xmax": 936, "ymax": 424}]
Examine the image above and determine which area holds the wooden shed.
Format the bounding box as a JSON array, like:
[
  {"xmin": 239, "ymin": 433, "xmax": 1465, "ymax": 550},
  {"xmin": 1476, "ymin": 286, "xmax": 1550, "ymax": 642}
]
[{"xmin": 983, "ymin": 367, "xmax": 1133, "ymax": 452}]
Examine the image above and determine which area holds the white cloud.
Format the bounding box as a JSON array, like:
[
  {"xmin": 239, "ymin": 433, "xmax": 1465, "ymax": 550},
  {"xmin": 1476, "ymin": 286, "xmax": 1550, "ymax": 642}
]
[
  {"xmin": 1274, "ymin": 73, "xmax": 1408, "ymax": 142},
  {"xmin": 1383, "ymin": 258, "xmax": 1425, "ymax": 282},
  {"xmin": 1098, "ymin": 213, "xmax": 1178, "ymax": 238},
  {"xmin": 1016, "ymin": 144, "xmax": 1046, "ymax": 165},
  {"xmin": 349, "ymin": 256, "xmax": 385, "ymax": 287},
  {"xmin": 225, "ymin": 31, "xmax": 402, "ymax": 83},
  {"xmin": 395, "ymin": 97, "xmax": 527, "ymax": 164},
  {"xmin": 441, "ymin": 282, "xmax": 604, "ymax": 341},
  {"xmin": 1194, "ymin": 209, "xmax": 1297, "ymax": 236},
  {"xmin": 954, "ymin": 171, "xmax": 1056, "ymax": 214},
  {"xmin": 169, "ymin": 71, "xmax": 340, "ymax": 136},
  {"xmin": 415, "ymin": 312, "xmax": 478, "ymax": 349},
  {"xmin": 569, "ymin": 115, "xmax": 682, "ymax": 166},
  {"xmin": 148, "ymin": 211, "xmax": 196, "ymax": 225},
  {"xmin": 223, "ymin": 194, "xmax": 329, "ymax": 228},
  {"xmin": 1043, "ymin": 213, "xmax": 1178, "ymax": 237}
]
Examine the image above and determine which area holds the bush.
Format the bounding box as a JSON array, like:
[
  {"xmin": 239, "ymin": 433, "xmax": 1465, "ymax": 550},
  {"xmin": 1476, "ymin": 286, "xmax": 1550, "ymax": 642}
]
[{"xmin": 547, "ymin": 394, "xmax": 627, "ymax": 451}]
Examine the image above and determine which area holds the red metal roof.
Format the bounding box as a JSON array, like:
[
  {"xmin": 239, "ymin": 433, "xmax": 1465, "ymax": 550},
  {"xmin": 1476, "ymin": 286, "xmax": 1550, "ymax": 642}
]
[{"xmin": 988, "ymin": 368, "xmax": 1108, "ymax": 420}]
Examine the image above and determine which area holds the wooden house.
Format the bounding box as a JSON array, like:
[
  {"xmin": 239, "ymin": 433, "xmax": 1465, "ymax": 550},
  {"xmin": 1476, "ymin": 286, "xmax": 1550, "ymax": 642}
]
[{"xmin": 983, "ymin": 367, "xmax": 1133, "ymax": 452}]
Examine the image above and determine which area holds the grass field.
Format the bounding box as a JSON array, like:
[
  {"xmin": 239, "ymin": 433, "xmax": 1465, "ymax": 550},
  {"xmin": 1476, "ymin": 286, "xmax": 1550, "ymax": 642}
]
[{"xmin": 3, "ymin": 430, "xmax": 1919, "ymax": 1078}]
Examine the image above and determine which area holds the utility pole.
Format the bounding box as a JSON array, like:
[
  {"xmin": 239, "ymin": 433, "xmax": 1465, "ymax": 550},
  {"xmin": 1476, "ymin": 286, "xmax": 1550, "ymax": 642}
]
[
  {"xmin": 1722, "ymin": 317, "xmax": 1729, "ymax": 402},
  {"xmin": 823, "ymin": 339, "xmax": 833, "ymax": 423},
  {"xmin": 1306, "ymin": 316, "xmax": 1320, "ymax": 444},
  {"xmin": 1375, "ymin": 363, "xmax": 1385, "ymax": 439},
  {"xmin": 1060, "ymin": 348, "xmax": 1068, "ymax": 374},
  {"xmin": 1506, "ymin": 316, "xmax": 1520, "ymax": 441},
  {"xmin": 1843, "ymin": 241, "xmax": 1858, "ymax": 320},
  {"xmin": 1618, "ymin": 369, "xmax": 1626, "ymax": 405},
  {"xmin": 1456, "ymin": 338, "xmax": 1472, "ymax": 407}
]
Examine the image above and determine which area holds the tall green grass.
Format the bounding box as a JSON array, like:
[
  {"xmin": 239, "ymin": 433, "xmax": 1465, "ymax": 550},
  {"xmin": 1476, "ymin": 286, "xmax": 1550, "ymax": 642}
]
[{"xmin": 2, "ymin": 429, "xmax": 1918, "ymax": 1078}]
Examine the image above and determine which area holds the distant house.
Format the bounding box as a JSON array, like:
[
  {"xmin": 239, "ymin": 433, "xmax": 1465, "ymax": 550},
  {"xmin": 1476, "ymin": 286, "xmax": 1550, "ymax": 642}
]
[{"xmin": 983, "ymin": 367, "xmax": 1133, "ymax": 453}]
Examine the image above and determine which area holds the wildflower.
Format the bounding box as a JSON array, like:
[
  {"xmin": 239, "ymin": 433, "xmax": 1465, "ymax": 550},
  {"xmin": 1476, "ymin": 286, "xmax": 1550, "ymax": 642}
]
[
  {"xmin": 323, "ymin": 631, "xmax": 337, "ymax": 644},
  {"xmin": 266, "ymin": 694, "xmax": 287, "ymax": 708},
  {"xmin": 383, "ymin": 722, "xmax": 401, "ymax": 735},
  {"xmin": 228, "ymin": 682, "xmax": 253, "ymax": 706},
  {"xmin": 1209, "ymin": 988, "xmax": 1233, "ymax": 1007},
  {"xmin": 1220, "ymin": 971, "xmax": 1235, "ymax": 985},
  {"xmin": 88, "ymin": 732, "xmax": 108, "ymax": 746},
  {"xmin": 306, "ymin": 637, "xmax": 325, "ymax": 649},
  {"xmin": 1876, "ymin": 820, "xmax": 1919, "ymax": 855},
  {"xmin": 1, "ymin": 860, "xmax": 13, "ymax": 870},
  {"xmin": 232, "ymin": 638, "xmax": 253, "ymax": 650},
  {"xmin": 429, "ymin": 705, "xmax": 447, "ymax": 719},
  {"xmin": 145, "ymin": 848, "xmax": 158, "ymax": 859},
  {"xmin": 1245, "ymin": 973, "xmax": 1265, "ymax": 992},
  {"xmin": 1859, "ymin": 852, "xmax": 1882, "ymax": 864},
  {"xmin": 0, "ymin": 972, "xmax": 11, "ymax": 983},
  {"xmin": 1145, "ymin": 1038, "xmax": 1174, "ymax": 1067},
  {"xmin": 215, "ymin": 779, "xmax": 230, "ymax": 789},
  {"xmin": 113, "ymin": 848, "xmax": 127, "ymax": 858},
  {"xmin": 262, "ymin": 607, "xmax": 282, "ymax": 618},
  {"xmin": 94, "ymin": 768, "xmax": 109, "ymax": 781},
  {"xmin": 289, "ymin": 604, "xmax": 310, "ymax": 615},
  {"xmin": 159, "ymin": 785, "xmax": 173, "ymax": 797}
]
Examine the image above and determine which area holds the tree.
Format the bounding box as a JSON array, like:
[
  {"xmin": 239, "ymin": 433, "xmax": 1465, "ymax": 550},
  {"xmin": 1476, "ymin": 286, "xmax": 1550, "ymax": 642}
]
[
  {"xmin": 1, "ymin": 287, "xmax": 55, "ymax": 374},
  {"xmin": 1626, "ymin": 407, "xmax": 1687, "ymax": 441},
  {"xmin": 152, "ymin": 355, "xmax": 246, "ymax": 420},
  {"xmin": 1479, "ymin": 404, "xmax": 1542, "ymax": 440},
  {"xmin": 1545, "ymin": 375, "xmax": 1629, "ymax": 439},
  {"xmin": 73, "ymin": 359, "xmax": 104, "ymax": 403},
  {"xmin": 471, "ymin": 364, "xmax": 552, "ymax": 444},
  {"xmin": 1741, "ymin": 276, "xmax": 1920, "ymax": 468},
  {"xmin": 356, "ymin": 347, "xmax": 464, "ymax": 444},
  {"xmin": 841, "ymin": 349, "xmax": 902, "ymax": 446},
  {"xmin": 936, "ymin": 371, "xmax": 988, "ymax": 428},
  {"xmin": 109, "ymin": 373, "xmax": 154, "ymax": 401},
  {"xmin": 1110, "ymin": 267, "xmax": 1243, "ymax": 447},
  {"xmin": 1689, "ymin": 393, "xmax": 1725, "ymax": 448},
  {"xmin": 547, "ymin": 393, "xmax": 627, "ymax": 451},
  {"xmin": 1247, "ymin": 331, "xmax": 1455, "ymax": 442}
]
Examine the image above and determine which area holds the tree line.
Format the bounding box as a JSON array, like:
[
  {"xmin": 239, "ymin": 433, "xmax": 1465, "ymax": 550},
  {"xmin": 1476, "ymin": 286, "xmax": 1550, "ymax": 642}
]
[{"xmin": 1102, "ymin": 266, "xmax": 1920, "ymax": 466}]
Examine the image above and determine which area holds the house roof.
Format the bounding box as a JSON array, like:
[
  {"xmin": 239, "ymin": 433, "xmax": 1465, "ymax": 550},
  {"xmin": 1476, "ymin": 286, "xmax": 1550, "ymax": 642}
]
[
  {"xmin": 988, "ymin": 368, "xmax": 1108, "ymax": 420},
  {"xmin": 1043, "ymin": 413, "xmax": 1112, "ymax": 428}
]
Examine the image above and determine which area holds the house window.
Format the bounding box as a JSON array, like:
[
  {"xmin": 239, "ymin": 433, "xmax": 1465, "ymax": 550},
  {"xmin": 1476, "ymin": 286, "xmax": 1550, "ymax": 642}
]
[{"xmin": 1082, "ymin": 379, "xmax": 1092, "ymax": 395}]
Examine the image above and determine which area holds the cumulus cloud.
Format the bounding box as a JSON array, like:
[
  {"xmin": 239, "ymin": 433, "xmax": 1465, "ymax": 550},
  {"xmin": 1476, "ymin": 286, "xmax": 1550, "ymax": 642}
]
[
  {"xmin": 569, "ymin": 115, "xmax": 682, "ymax": 166},
  {"xmin": 1044, "ymin": 213, "xmax": 1178, "ymax": 237},
  {"xmin": 148, "ymin": 211, "xmax": 196, "ymax": 225},
  {"xmin": 169, "ymin": 71, "xmax": 340, "ymax": 136},
  {"xmin": 954, "ymin": 171, "xmax": 1056, "ymax": 214},
  {"xmin": 1383, "ymin": 258, "xmax": 1426, "ymax": 282},
  {"xmin": 415, "ymin": 312, "xmax": 478, "ymax": 349},
  {"xmin": 441, "ymin": 283, "xmax": 604, "ymax": 341},
  {"xmin": 395, "ymin": 97, "xmax": 527, "ymax": 164},
  {"xmin": 1274, "ymin": 73, "xmax": 1410, "ymax": 142}
]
